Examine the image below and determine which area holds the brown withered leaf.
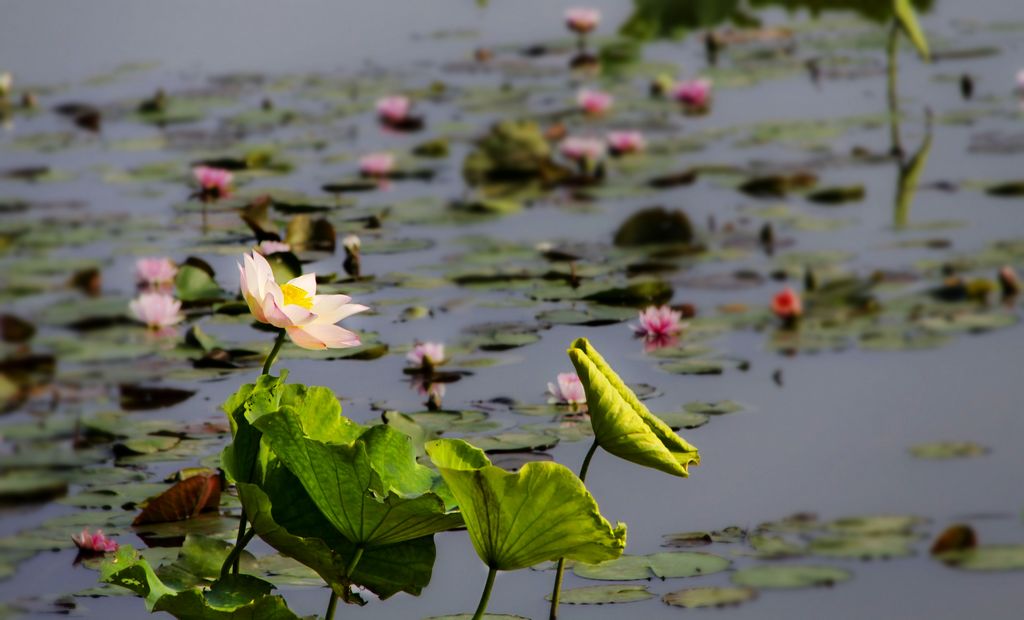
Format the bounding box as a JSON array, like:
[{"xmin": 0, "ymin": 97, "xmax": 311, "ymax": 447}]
[{"xmin": 132, "ymin": 472, "xmax": 222, "ymax": 526}]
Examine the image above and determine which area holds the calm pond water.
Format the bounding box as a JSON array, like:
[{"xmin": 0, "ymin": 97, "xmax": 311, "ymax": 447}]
[{"xmin": 2, "ymin": 0, "xmax": 1024, "ymax": 618}]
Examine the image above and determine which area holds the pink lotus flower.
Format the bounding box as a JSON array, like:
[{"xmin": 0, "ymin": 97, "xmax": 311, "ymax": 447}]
[
  {"xmin": 607, "ymin": 131, "xmax": 646, "ymax": 155},
  {"xmin": 999, "ymin": 265, "xmax": 1020, "ymax": 296},
  {"xmin": 672, "ymin": 78, "xmax": 712, "ymax": 110},
  {"xmin": 578, "ymin": 89, "xmax": 613, "ymax": 116},
  {"xmin": 1016, "ymin": 69, "xmax": 1024, "ymax": 95},
  {"xmin": 72, "ymin": 528, "xmax": 118, "ymax": 553},
  {"xmin": 565, "ymin": 7, "xmax": 601, "ymax": 34},
  {"xmin": 130, "ymin": 292, "xmax": 184, "ymax": 329},
  {"xmin": 238, "ymin": 250, "xmax": 369, "ymax": 350},
  {"xmin": 256, "ymin": 240, "xmax": 291, "ymax": 255},
  {"xmin": 407, "ymin": 341, "xmax": 445, "ymax": 368},
  {"xmin": 548, "ymin": 372, "xmax": 587, "ymax": 407},
  {"xmin": 772, "ymin": 287, "xmax": 803, "ymax": 320},
  {"xmin": 359, "ymin": 152, "xmax": 396, "ymax": 178},
  {"xmin": 135, "ymin": 257, "xmax": 177, "ymax": 285},
  {"xmin": 559, "ymin": 136, "xmax": 606, "ymax": 163},
  {"xmin": 192, "ymin": 166, "xmax": 233, "ymax": 199},
  {"xmin": 632, "ymin": 305, "xmax": 685, "ymax": 338},
  {"xmin": 376, "ymin": 96, "xmax": 411, "ymax": 124},
  {"xmin": 342, "ymin": 234, "xmax": 361, "ymax": 254}
]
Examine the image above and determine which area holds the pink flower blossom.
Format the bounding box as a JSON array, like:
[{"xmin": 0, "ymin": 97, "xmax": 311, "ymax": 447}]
[
  {"xmin": 256, "ymin": 240, "xmax": 291, "ymax": 255},
  {"xmin": 577, "ymin": 89, "xmax": 613, "ymax": 116},
  {"xmin": 772, "ymin": 287, "xmax": 803, "ymax": 319},
  {"xmin": 632, "ymin": 305, "xmax": 685, "ymax": 338},
  {"xmin": 565, "ymin": 7, "xmax": 601, "ymax": 34},
  {"xmin": 407, "ymin": 341, "xmax": 445, "ymax": 368},
  {"xmin": 359, "ymin": 152, "xmax": 396, "ymax": 177},
  {"xmin": 672, "ymin": 78, "xmax": 712, "ymax": 110},
  {"xmin": 192, "ymin": 166, "xmax": 233, "ymax": 198},
  {"xmin": 72, "ymin": 528, "xmax": 118, "ymax": 553},
  {"xmin": 135, "ymin": 257, "xmax": 177, "ymax": 285},
  {"xmin": 376, "ymin": 96, "xmax": 411, "ymax": 124},
  {"xmin": 999, "ymin": 265, "xmax": 1020, "ymax": 296},
  {"xmin": 607, "ymin": 131, "xmax": 646, "ymax": 155},
  {"xmin": 559, "ymin": 136, "xmax": 606, "ymax": 163},
  {"xmin": 1016, "ymin": 69, "xmax": 1024, "ymax": 95},
  {"xmin": 129, "ymin": 292, "xmax": 184, "ymax": 330},
  {"xmin": 548, "ymin": 372, "xmax": 586, "ymax": 407}
]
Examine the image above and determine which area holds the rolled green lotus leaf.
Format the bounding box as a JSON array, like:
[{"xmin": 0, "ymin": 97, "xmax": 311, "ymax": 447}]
[
  {"xmin": 894, "ymin": 0, "xmax": 930, "ymax": 61},
  {"xmin": 425, "ymin": 438, "xmax": 627, "ymax": 571},
  {"xmin": 568, "ymin": 337, "xmax": 700, "ymax": 477}
]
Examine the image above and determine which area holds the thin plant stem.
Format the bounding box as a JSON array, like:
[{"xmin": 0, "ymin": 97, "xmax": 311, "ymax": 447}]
[
  {"xmin": 262, "ymin": 329, "xmax": 287, "ymax": 376},
  {"xmin": 324, "ymin": 592, "xmax": 338, "ymax": 620},
  {"xmin": 886, "ymin": 19, "xmax": 902, "ymax": 157},
  {"xmin": 549, "ymin": 438, "xmax": 600, "ymax": 620},
  {"xmin": 220, "ymin": 525, "xmax": 256, "ymax": 578},
  {"xmin": 472, "ymin": 566, "xmax": 499, "ymax": 620}
]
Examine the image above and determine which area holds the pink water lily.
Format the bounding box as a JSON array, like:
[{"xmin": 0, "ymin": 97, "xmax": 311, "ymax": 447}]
[
  {"xmin": 192, "ymin": 165, "xmax": 233, "ymax": 199},
  {"xmin": 632, "ymin": 305, "xmax": 685, "ymax": 338},
  {"xmin": 607, "ymin": 131, "xmax": 646, "ymax": 155},
  {"xmin": 565, "ymin": 7, "xmax": 601, "ymax": 34},
  {"xmin": 407, "ymin": 341, "xmax": 445, "ymax": 368},
  {"xmin": 238, "ymin": 250, "xmax": 368, "ymax": 350},
  {"xmin": 578, "ymin": 89, "xmax": 613, "ymax": 116},
  {"xmin": 772, "ymin": 287, "xmax": 803, "ymax": 320},
  {"xmin": 377, "ymin": 96, "xmax": 411, "ymax": 124},
  {"xmin": 548, "ymin": 372, "xmax": 586, "ymax": 407},
  {"xmin": 72, "ymin": 528, "xmax": 118, "ymax": 553},
  {"xmin": 360, "ymin": 152, "xmax": 396, "ymax": 178},
  {"xmin": 256, "ymin": 240, "xmax": 291, "ymax": 255},
  {"xmin": 673, "ymin": 78, "xmax": 712, "ymax": 110},
  {"xmin": 135, "ymin": 257, "xmax": 177, "ymax": 285},
  {"xmin": 130, "ymin": 292, "xmax": 183, "ymax": 330},
  {"xmin": 559, "ymin": 136, "xmax": 606, "ymax": 163}
]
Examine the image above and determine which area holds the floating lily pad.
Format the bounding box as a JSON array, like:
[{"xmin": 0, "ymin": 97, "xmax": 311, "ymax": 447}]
[
  {"xmin": 547, "ymin": 584, "xmax": 653, "ymax": 605},
  {"xmin": 662, "ymin": 586, "xmax": 757, "ymax": 608},
  {"xmin": 936, "ymin": 545, "xmax": 1024, "ymax": 571},
  {"xmin": 908, "ymin": 442, "xmax": 990, "ymax": 460},
  {"xmin": 574, "ymin": 552, "xmax": 730, "ymax": 581},
  {"xmin": 731, "ymin": 564, "xmax": 852, "ymax": 589}
]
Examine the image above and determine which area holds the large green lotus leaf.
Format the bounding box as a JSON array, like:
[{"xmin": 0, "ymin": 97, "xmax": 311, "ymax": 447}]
[
  {"xmin": 425, "ymin": 438, "xmax": 626, "ymax": 571},
  {"xmin": 567, "ymin": 338, "xmax": 699, "ymax": 477},
  {"xmin": 100, "ymin": 546, "xmax": 303, "ymax": 619},
  {"xmin": 894, "ymin": 0, "xmax": 930, "ymax": 61},
  {"xmin": 253, "ymin": 408, "xmax": 461, "ymax": 547}
]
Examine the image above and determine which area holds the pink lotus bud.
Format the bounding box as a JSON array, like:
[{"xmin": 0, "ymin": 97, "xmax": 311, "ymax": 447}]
[
  {"xmin": 192, "ymin": 166, "xmax": 233, "ymax": 198},
  {"xmin": 135, "ymin": 257, "xmax": 177, "ymax": 285},
  {"xmin": 577, "ymin": 89, "xmax": 613, "ymax": 116},
  {"xmin": 565, "ymin": 7, "xmax": 601, "ymax": 34},
  {"xmin": 256, "ymin": 240, "xmax": 291, "ymax": 255},
  {"xmin": 129, "ymin": 292, "xmax": 184, "ymax": 330},
  {"xmin": 359, "ymin": 152, "xmax": 396, "ymax": 178},
  {"xmin": 999, "ymin": 265, "xmax": 1020, "ymax": 296},
  {"xmin": 672, "ymin": 78, "xmax": 712, "ymax": 110},
  {"xmin": 607, "ymin": 131, "xmax": 646, "ymax": 155},
  {"xmin": 559, "ymin": 136, "xmax": 606, "ymax": 163},
  {"xmin": 72, "ymin": 528, "xmax": 118, "ymax": 553},
  {"xmin": 376, "ymin": 96, "xmax": 411, "ymax": 124},
  {"xmin": 407, "ymin": 341, "xmax": 445, "ymax": 368},
  {"xmin": 547, "ymin": 372, "xmax": 587, "ymax": 407},
  {"xmin": 772, "ymin": 287, "xmax": 803, "ymax": 320}
]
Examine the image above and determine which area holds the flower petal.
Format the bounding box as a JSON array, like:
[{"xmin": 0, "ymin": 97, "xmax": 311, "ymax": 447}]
[{"xmin": 287, "ymin": 273, "xmax": 317, "ymax": 296}]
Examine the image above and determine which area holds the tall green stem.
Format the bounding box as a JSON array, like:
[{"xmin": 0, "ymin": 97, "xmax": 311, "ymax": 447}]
[
  {"xmin": 324, "ymin": 592, "xmax": 338, "ymax": 620},
  {"xmin": 262, "ymin": 329, "xmax": 286, "ymax": 376},
  {"xmin": 549, "ymin": 438, "xmax": 600, "ymax": 620},
  {"xmin": 472, "ymin": 566, "xmax": 498, "ymax": 620},
  {"xmin": 886, "ymin": 19, "xmax": 902, "ymax": 157}
]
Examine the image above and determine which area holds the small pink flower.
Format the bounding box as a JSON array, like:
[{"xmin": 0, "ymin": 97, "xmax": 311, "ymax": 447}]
[
  {"xmin": 72, "ymin": 528, "xmax": 118, "ymax": 553},
  {"xmin": 359, "ymin": 152, "xmax": 396, "ymax": 178},
  {"xmin": 129, "ymin": 292, "xmax": 184, "ymax": 330},
  {"xmin": 559, "ymin": 136, "xmax": 606, "ymax": 163},
  {"xmin": 192, "ymin": 166, "xmax": 233, "ymax": 199},
  {"xmin": 999, "ymin": 265, "xmax": 1020, "ymax": 296},
  {"xmin": 577, "ymin": 89, "xmax": 613, "ymax": 116},
  {"xmin": 548, "ymin": 372, "xmax": 587, "ymax": 407},
  {"xmin": 565, "ymin": 7, "xmax": 601, "ymax": 34},
  {"xmin": 407, "ymin": 341, "xmax": 445, "ymax": 368},
  {"xmin": 672, "ymin": 78, "xmax": 712, "ymax": 110},
  {"xmin": 135, "ymin": 257, "xmax": 177, "ymax": 285},
  {"xmin": 414, "ymin": 378, "xmax": 446, "ymax": 401},
  {"xmin": 256, "ymin": 240, "xmax": 291, "ymax": 255},
  {"xmin": 632, "ymin": 305, "xmax": 685, "ymax": 338},
  {"xmin": 376, "ymin": 96, "xmax": 411, "ymax": 124},
  {"xmin": 1016, "ymin": 69, "xmax": 1024, "ymax": 95},
  {"xmin": 772, "ymin": 287, "xmax": 803, "ymax": 319},
  {"xmin": 607, "ymin": 131, "xmax": 646, "ymax": 155}
]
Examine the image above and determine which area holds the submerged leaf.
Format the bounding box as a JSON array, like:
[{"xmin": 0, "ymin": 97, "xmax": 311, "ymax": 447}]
[
  {"xmin": 568, "ymin": 338, "xmax": 699, "ymax": 477},
  {"xmin": 425, "ymin": 438, "xmax": 626, "ymax": 571}
]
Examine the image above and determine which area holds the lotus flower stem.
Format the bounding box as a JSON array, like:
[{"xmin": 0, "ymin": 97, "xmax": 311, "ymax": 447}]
[
  {"xmin": 472, "ymin": 566, "xmax": 498, "ymax": 620},
  {"xmin": 262, "ymin": 329, "xmax": 287, "ymax": 376},
  {"xmin": 325, "ymin": 592, "xmax": 338, "ymax": 620},
  {"xmin": 220, "ymin": 525, "xmax": 255, "ymax": 577},
  {"xmin": 887, "ymin": 20, "xmax": 902, "ymax": 157},
  {"xmin": 549, "ymin": 438, "xmax": 599, "ymax": 619}
]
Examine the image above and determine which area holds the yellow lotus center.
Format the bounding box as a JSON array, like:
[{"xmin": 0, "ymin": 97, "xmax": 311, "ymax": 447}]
[{"xmin": 281, "ymin": 283, "xmax": 313, "ymax": 310}]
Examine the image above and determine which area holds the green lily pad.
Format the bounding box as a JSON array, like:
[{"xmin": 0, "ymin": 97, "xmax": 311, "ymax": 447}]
[
  {"xmin": 662, "ymin": 586, "xmax": 757, "ymax": 608},
  {"xmin": 810, "ymin": 534, "xmax": 920, "ymax": 560},
  {"xmin": 574, "ymin": 552, "xmax": 730, "ymax": 580},
  {"xmin": 937, "ymin": 545, "xmax": 1024, "ymax": 571},
  {"xmin": 546, "ymin": 584, "xmax": 653, "ymax": 604},
  {"xmin": 731, "ymin": 564, "xmax": 852, "ymax": 589},
  {"xmin": 908, "ymin": 442, "xmax": 989, "ymax": 460}
]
